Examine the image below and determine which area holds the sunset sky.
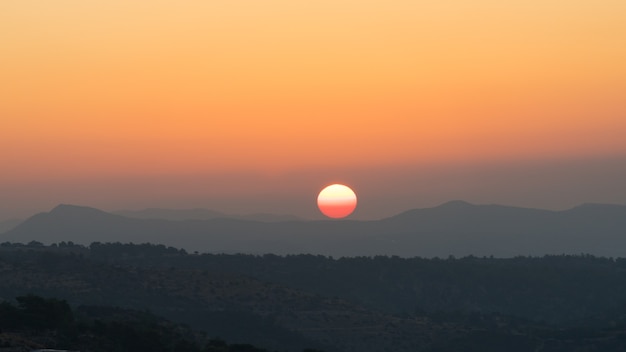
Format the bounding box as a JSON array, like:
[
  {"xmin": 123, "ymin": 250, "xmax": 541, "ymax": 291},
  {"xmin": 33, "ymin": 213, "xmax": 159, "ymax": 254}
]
[{"xmin": 2, "ymin": 1, "xmax": 625, "ymax": 220}]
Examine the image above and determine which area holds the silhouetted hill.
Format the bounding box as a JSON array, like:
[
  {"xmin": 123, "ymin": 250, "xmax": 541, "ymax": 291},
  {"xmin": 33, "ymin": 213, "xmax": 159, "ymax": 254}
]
[
  {"xmin": 4, "ymin": 201, "xmax": 626, "ymax": 257},
  {"xmin": 2, "ymin": 204, "xmax": 372, "ymax": 256},
  {"xmin": 3, "ymin": 244, "xmax": 626, "ymax": 351},
  {"xmin": 0, "ymin": 247, "xmax": 441, "ymax": 352},
  {"xmin": 114, "ymin": 207, "xmax": 229, "ymax": 221},
  {"xmin": 0, "ymin": 218, "xmax": 22, "ymax": 234},
  {"xmin": 0, "ymin": 293, "xmax": 277, "ymax": 352},
  {"xmin": 6, "ymin": 204, "xmax": 169, "ymax": 244},
  {"xmin": 114, "ymin": 207, "xmax": 303, "ymax": 222},
  {"xmin": 235, "ymin": 213, "xmax": 303, "ymax": 222}
]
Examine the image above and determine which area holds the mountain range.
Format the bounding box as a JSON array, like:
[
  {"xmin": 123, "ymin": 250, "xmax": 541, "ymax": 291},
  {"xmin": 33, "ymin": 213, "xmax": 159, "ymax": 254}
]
[
  {"xmin": 3, "ymin": 201, "xmax": 626, "ymax": 257},
  {"xmin": 113, "ymin": 207, "xmax": 302, "ymax": 222}
]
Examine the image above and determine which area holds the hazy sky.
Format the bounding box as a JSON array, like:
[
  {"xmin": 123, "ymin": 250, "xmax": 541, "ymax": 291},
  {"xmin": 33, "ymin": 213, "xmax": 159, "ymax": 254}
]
[{"xmin": 1, "ymin": 1, "xmax": 625, "ymax": 220}]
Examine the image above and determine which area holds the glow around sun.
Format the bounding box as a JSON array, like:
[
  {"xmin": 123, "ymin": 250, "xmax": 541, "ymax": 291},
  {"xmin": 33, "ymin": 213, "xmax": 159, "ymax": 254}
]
[{"xmin": 317, "ymin": 184, "xmax": 357, "ymax": 219}]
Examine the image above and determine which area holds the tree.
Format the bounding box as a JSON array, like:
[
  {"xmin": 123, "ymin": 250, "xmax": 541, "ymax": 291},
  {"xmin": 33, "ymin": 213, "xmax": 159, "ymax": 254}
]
[{"xmin": 16, "ymin": 295, "xmax": 74, "ymax": 330}]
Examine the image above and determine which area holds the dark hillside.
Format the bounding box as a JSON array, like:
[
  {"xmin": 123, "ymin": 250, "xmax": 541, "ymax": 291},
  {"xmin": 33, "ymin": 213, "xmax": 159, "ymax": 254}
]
[
  {"xmin": 3, "ymin": 243, "xmax": 626, "ymax": 350},
  {"xmin": 0, "ymin": 294, "xmax": 276, "ymax": 352},
  {"xmin": 5, "ymin": 202, "xmax": 626, "ymax": 257},
  {"xmin": 83, "ymin": 244, "xmax": 626, "ymax": 326},
  {"xmin": 0, "ymin": 244, "xmax": 436, "ymax": 352}
]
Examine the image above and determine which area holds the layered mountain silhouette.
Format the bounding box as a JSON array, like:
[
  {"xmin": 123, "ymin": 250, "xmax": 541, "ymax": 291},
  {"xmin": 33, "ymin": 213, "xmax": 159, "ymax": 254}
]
[
  {"xmin": 113, "ymin": 207, "xmax": 302, "ymax": 222},
  {"xmin": 0, "ymin": 218, "xmax": 22, "ymax": 234},
  {"xmin": 3, "ymin": 201, "xmax": 626, "ymax": 257}
]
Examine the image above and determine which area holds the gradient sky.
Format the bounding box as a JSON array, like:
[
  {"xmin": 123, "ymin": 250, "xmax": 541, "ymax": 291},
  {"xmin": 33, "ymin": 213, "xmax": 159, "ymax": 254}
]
[{"xmin": 2, "ymin": 1, "xmax": 625, "ymax": 220}]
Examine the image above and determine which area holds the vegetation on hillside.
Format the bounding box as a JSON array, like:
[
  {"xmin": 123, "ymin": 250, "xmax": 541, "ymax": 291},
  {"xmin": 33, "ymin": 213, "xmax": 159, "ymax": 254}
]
[
  {"xmin": 3, "ymin": 242, "xmax": 626, "ymax": 351},
  {"xmin": 0, "ymin": 294, "xmax": 292, "ymax": 352}
]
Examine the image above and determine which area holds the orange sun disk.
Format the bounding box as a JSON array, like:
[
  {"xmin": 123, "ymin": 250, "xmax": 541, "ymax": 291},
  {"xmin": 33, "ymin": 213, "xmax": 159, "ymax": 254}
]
[{"xmin": 317, "ymin": 184, "xmax": 357, "ymax": 219}]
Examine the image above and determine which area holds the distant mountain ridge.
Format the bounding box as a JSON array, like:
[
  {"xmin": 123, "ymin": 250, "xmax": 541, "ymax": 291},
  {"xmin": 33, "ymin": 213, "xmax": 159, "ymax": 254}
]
[
  {"xmin": 113, "ymin": 207, "xmax": 302, "ymax": 222},
  {"xmin": 3, "ymin": 201, "xmax": 626, "ymax": 257},
  {"xmin": 0, "ymin": 218, "xmax": 23, "ymax": 234}
]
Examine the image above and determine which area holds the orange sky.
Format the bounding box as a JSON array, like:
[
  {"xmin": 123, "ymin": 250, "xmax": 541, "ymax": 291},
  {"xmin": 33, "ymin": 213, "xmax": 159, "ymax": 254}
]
[{"xmin": 1, "ymin": 1, "xmax": 625, "ymax": 219}]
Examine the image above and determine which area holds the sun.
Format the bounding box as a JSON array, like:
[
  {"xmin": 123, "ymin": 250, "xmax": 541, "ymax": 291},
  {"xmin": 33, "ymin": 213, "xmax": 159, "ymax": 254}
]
[{"xmin": 317, "ymin": 184, "xmax": 357, "ymax": 219}]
